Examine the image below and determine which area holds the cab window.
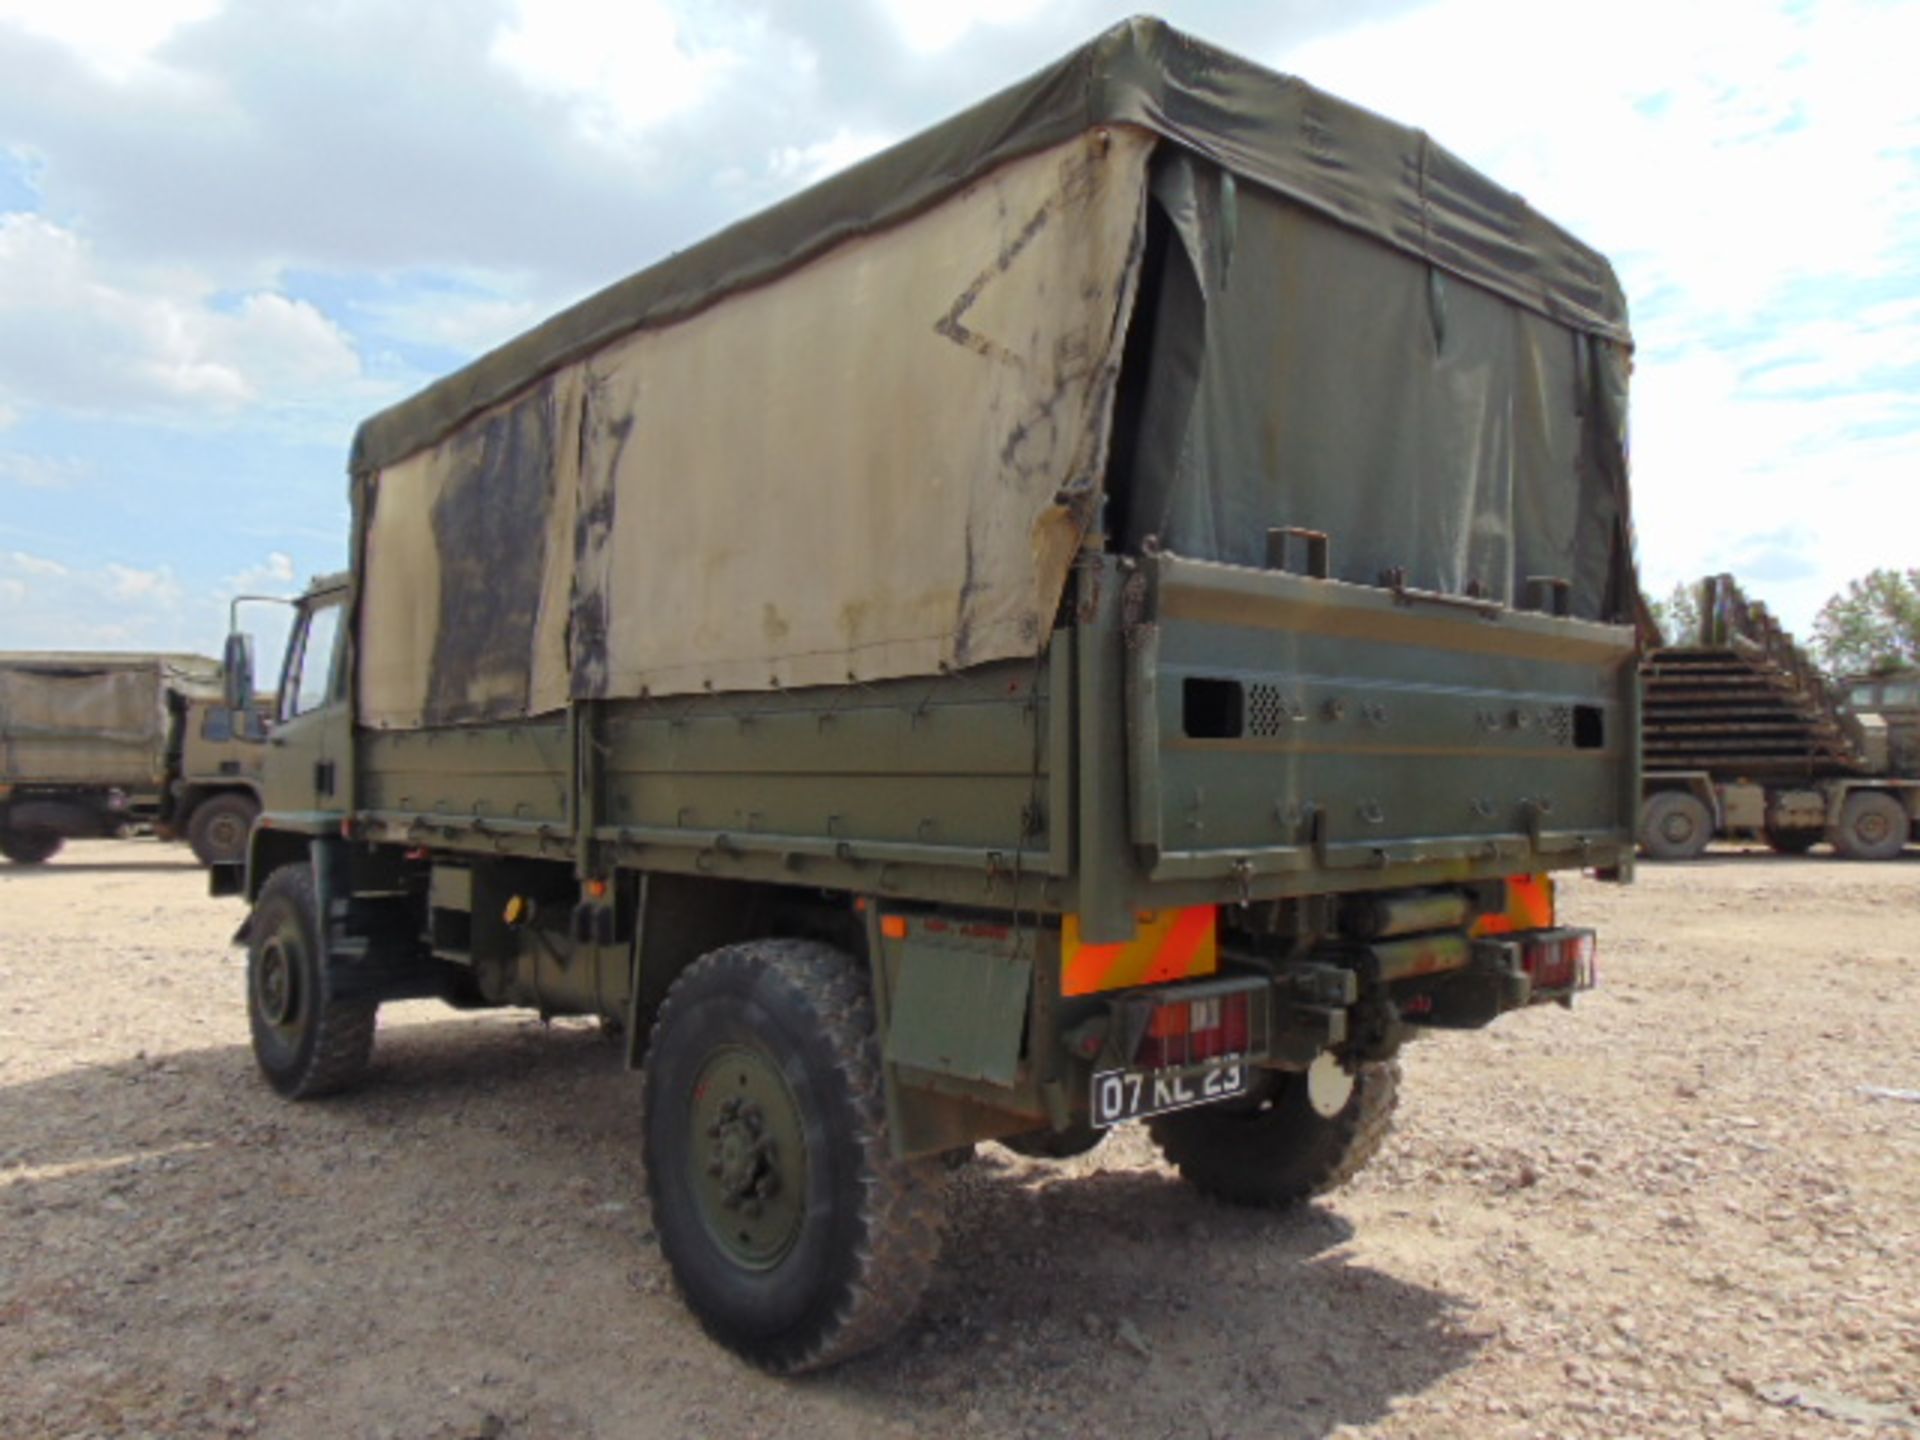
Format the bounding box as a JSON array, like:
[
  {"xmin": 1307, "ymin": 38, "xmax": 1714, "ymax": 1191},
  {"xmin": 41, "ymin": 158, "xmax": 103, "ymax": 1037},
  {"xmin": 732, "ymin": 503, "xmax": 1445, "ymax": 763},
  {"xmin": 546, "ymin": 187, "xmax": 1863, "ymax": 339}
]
[{"xmin": 281, "ymin": 601, "xmax": 344, "ymax": 721}]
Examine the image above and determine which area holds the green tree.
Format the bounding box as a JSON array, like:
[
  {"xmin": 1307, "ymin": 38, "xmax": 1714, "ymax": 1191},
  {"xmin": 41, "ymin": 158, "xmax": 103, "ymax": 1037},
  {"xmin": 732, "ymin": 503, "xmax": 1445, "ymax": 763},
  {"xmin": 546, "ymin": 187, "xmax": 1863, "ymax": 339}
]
[
  {"xmin": 1811, "ymin": 568, "xmax": 1920, "ymax": 675},
  {"xmin": 1647, "ymin": 580, "xmax": 1703, "ymax": 646}
]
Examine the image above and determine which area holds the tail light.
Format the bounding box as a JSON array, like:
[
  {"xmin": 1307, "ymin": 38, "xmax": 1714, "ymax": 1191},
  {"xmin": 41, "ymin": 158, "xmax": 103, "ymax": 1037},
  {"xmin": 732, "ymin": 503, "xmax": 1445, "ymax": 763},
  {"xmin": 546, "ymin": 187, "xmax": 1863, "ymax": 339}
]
[
  {"xmin": 1519, "ymin": 929, "xmax": 1596, "ymax": 993},
  {"xmin": 1134, "ymin": 992, "xmax": 1252, "ymax": 1068}
]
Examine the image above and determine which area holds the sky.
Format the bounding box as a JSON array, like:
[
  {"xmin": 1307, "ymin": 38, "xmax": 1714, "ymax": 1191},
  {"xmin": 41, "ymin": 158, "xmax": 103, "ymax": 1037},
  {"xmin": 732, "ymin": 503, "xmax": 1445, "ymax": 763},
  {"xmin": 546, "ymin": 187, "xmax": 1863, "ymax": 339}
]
[{"xmin": 0, "ymin": 0, "xmax": 1915, "ymax": 657}]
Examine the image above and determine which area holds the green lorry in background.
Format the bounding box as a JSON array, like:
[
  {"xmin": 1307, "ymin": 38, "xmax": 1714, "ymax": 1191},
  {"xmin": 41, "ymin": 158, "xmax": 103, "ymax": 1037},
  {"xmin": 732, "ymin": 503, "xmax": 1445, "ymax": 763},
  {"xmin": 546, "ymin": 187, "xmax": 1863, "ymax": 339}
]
[
  {"xmin": 1639, "ymin": 576, "xmax": 1919, "ymax": 860},
  {"xmin": 0, "ymin": 651, "xmax": 267, "ymax": 866},
  {"xmin": 223, "ymin": 19, "xmax": 1640, "ymax": 1372}
]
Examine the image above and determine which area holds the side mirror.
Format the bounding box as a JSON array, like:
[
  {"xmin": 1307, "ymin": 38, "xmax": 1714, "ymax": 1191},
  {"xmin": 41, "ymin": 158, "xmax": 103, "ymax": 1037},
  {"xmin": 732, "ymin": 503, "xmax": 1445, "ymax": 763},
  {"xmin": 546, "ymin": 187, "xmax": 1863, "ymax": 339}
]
[{"xmin": 222, "ymin": 633, "xmax": 255, "ymax": 713}]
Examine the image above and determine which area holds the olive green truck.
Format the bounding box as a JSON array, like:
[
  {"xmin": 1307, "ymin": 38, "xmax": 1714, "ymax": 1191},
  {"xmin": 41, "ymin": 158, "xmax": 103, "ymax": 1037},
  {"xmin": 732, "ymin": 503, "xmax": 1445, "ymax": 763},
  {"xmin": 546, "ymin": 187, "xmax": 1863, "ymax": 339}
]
[
  {"xmin": 223, "ymin": 20, "xmax": 1639, "ymax": 1371},
  {"xmin": 0, "ymin": 652, "xmax": 265, "ymax": 866}
]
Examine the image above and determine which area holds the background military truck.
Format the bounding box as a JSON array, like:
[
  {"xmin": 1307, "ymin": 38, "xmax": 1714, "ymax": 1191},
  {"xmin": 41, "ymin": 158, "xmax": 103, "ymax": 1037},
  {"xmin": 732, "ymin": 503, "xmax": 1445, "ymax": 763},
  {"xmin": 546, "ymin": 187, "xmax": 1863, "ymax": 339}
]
[
  {"xmin": 226, "ymin": 18, "xmax": 1638, "ymax": 1372},
  {"xmin": 0, "ymin": 652, "xmax": 266, "ymax": 866},
  {"xmin": 1639, "ymin": 575, "xmax": 1919, "ymax": 859}
]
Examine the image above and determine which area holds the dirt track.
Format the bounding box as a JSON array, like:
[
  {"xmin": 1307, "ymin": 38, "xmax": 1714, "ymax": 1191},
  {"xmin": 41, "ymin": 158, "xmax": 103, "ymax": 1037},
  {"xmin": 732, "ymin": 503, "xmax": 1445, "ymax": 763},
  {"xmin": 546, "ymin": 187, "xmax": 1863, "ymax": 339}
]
[{"xmin": 3, "ymin": 841, "xmax": 1917, "ymax": 1438}]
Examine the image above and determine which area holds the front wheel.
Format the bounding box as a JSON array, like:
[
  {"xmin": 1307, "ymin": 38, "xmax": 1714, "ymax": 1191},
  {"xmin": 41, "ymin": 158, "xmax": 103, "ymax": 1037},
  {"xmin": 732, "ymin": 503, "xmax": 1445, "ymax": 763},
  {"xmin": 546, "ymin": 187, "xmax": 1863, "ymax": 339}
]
[
  {"xmin": 187, "ymin": 792, "xmax": 259, "ymax": 867},
  {"xmin": 641, "ymin": 939, "xmax": 944, "ymax": 1373},
  {"xmin": 1639, "ymin": 791, "xmax": 1713, "ymax": 860},
  {"xmin": 1148, "ymin": 1059, "xmax": 1400, "ymax": 1208},
  {"xmin": 1830, "ymin": 790, "xmax": 1910, "ymax": 861},
  {"xmin": 247, "ymin": 864, "xmax": 377, "ymax": 1098},
  {"xmin": 0, "ymin": 828, "xmax": 64, "ymax": 865}
]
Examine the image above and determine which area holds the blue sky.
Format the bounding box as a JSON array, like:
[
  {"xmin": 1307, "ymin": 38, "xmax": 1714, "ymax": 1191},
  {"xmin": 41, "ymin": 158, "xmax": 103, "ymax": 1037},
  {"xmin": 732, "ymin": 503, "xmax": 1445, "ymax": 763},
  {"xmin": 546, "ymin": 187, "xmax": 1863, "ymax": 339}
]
[{"xmin": 1, "ymin": 0, "xmax": 1915, "ymax": 655}]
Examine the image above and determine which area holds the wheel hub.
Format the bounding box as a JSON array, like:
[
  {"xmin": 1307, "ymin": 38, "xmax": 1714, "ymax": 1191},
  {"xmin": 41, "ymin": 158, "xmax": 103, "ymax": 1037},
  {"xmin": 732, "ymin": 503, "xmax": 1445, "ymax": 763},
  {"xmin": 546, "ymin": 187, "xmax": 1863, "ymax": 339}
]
[
  {"xmin": 689, "ymin": 1046, "xmax": 807, "ymax": 1268},
  {"xmin": 255, "ymin": 939, "xmax": 296, "ymax": 1026}
]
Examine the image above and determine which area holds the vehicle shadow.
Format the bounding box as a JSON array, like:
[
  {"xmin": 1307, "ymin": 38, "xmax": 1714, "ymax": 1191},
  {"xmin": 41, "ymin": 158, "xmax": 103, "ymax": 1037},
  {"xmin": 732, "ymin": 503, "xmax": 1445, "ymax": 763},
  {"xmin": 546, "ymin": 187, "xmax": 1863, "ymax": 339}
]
[
  {"xmin": 0, "ymin": 861, "xmax": 202, "ymax": 877},
  {"xmin": 1641, "ymin": 847, "xmax": 1920, "ymax": 867},
  {"xmin": 2, "ymin": 1018, "xmax": 1479, "ymax": 1439}
]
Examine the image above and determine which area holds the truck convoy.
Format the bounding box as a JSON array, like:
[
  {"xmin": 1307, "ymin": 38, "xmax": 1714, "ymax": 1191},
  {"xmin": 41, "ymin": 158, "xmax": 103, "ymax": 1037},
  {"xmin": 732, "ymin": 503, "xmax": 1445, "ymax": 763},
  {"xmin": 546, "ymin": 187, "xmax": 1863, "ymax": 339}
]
[
  {"xmin": 224, "ymin": 19, "xmax": 1639, "ymax": 1371},
  {"xmin": 0, "ymin": 651, "xmax": 266, "ymax": 866},
  {"xmin": 1639, "ymin": 575, "xmax": 1919, "ymax": 859}
]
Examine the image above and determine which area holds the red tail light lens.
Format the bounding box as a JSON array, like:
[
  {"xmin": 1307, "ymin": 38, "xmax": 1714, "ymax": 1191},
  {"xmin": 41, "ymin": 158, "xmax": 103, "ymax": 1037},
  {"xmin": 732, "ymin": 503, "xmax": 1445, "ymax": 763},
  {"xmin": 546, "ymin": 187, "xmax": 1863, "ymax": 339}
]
[
  {"xmin": 1135, "ymin": 992, "xmax": 1252, "ymax": 1068},
  {"xmin": 1520, "ymin": 930, "xmax": 1596, "ymax": 992}
]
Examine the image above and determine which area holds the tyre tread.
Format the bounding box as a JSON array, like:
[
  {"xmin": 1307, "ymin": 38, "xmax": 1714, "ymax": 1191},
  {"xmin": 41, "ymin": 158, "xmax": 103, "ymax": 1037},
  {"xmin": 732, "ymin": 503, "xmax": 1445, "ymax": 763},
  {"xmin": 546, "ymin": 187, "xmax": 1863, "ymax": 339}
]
[
  {"xmin": 253, "ymin": 864, "xmax": 376, "ymax": 1100},
  {"xmin": 1149, "ymin": 1060, "xmax": 1400, "ymax": 1208},
  {"xmin": 641, "ymin": 938, "xmax": 943, "ymax": 1373}
]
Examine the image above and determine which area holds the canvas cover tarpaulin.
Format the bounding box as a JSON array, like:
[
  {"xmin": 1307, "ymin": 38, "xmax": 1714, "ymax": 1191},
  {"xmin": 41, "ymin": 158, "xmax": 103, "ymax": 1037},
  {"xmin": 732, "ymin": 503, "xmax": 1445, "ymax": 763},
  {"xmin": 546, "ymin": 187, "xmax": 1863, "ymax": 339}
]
[
  {"xmin": 0, "ymin": 654, "xmax": 219, "ymax": 786},
  {"xmin": 360, "ymin": 129, "xmax": 1154, "ymax": 726},
  {"xmin": 351, "ymin": 16, "xmax": 1634, "ymax": 730},
  {"xmin": 1116, "ymin": 155, "xmax": 1633, "ymax": 618}
]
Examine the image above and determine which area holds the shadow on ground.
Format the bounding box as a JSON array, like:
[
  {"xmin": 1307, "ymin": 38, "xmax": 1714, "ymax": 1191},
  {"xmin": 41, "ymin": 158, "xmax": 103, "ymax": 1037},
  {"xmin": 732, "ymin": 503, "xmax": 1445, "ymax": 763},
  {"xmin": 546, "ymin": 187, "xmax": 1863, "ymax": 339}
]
[{"xmin": 2, "ymin": 1016, "xmax": 1478, "ymax": 1439}]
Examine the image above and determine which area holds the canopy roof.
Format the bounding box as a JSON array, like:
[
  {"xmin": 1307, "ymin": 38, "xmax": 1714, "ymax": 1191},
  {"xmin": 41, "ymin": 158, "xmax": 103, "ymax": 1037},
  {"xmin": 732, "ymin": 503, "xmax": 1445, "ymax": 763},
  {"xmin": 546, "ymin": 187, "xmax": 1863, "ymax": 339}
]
[{"xmin": 351, "ymin": 15, "xmax": 1628, "ymax": 475}]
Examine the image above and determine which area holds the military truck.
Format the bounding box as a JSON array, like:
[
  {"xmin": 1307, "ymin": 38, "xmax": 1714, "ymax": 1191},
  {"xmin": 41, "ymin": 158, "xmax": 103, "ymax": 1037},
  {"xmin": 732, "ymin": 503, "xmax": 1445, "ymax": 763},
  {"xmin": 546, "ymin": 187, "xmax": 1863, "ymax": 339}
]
[
  {"xmin": 1840, "ymin": 668, "xmax": 1920, "ymax": 778},
  {"xmin": 0, "ymin": 652, "xmax": 266, "ymax": 866},
  {"xmin": 1640, "ymin": 576, "xmax": 1919, "ymax": 860},
  {"xmin": 224, "ymin": 18, "xmax": 1638, "ymax": 1372}
]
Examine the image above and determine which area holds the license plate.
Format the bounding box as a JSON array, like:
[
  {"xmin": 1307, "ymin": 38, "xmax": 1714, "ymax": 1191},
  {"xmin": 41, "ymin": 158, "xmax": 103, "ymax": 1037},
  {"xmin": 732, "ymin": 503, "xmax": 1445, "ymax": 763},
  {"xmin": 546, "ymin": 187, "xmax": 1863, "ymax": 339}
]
[{"xmin": 1090, "ymin": 1059, "xmax": 1249, "ymax": 1128}]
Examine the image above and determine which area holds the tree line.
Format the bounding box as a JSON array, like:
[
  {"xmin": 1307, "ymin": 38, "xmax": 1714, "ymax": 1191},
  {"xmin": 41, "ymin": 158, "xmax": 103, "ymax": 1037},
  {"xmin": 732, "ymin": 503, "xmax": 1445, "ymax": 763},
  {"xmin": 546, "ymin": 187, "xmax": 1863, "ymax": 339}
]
[{"xmin": 1648, "ymin": 568, "xmax": 1920, "ymax": 677}]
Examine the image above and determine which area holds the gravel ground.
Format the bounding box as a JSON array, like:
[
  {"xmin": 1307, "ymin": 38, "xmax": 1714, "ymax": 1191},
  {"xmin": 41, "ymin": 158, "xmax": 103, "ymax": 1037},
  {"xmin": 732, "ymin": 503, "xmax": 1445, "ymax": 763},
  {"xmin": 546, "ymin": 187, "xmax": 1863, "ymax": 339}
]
[{"xmin": 3, "ymin": 840, "xmax": 1917, "ymax": 1439}]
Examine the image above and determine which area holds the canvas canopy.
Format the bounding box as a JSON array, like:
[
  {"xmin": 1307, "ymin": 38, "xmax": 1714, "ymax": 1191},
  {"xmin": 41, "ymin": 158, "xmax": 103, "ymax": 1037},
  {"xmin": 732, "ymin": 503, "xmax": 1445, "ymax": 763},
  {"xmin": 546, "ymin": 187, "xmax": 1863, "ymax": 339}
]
[
  {"xmin": 354, "ymin": 16, "xmax": 1634, "ymax": 731},
  {"xmin": 0, "ymin": 653, "xmax": 220, "ymax": 786}
]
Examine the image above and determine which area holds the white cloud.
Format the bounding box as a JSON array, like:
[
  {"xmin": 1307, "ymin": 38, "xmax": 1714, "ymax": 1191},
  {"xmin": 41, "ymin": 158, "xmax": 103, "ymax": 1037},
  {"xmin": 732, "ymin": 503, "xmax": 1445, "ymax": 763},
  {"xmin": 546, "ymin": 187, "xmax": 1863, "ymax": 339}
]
[
  {"xmin": 0, "ymin": 451, "xmax": 85, "ymax": 488},
  {"xmin": 223, "ymin": 550, "xmax": 296, "ymax": 592},
  {"xmin": 0, "ymin": 213, "xmax": 360, "ymax": 420},
  {"xmin": 0, "ymin": 0, "xmax": 220, "ymax": 78},
  {"xmin": 7, "ymin": 549, "xmax": 67, "ymax": 576},
  {"xmin": 490, "ymin": 0, "xmax": 736, "ymax": 142},
  {"xmin": 0, "ymin": 548, "xmax": 227, "ymax": 649},
  {"xmin": 105, "ymin": 561, "xmax": 183, "ymax": 604},
  {"xmin": 768, "ymin": 127, "xmax": 894, "ymax": 186},
  {"xmin": 874, "ymin": 0, "xmax": 1051, "ymax": 54},
  {"xmin": 352, "ymin": 284, "xmax": 551, "ymax": 359}
]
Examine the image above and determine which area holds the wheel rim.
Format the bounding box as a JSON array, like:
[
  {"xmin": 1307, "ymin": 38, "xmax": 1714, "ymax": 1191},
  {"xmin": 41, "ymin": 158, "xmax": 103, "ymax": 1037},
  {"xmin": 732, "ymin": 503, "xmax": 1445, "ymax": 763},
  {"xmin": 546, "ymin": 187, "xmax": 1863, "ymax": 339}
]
[
  {"xmin": 1658, "ymin": 808, "xmax": 1699, "ymax": 846},
  {"xmin": 253, "ymin": 930, "xmax": 304, "ymax": 1039},
  {"xmin": 688, "ymin": 1044, "xmax": 809, "ymax": 1270},
  {"xmin": 204, "ymin": 811, "xmax": 246, "ymax": 858},
  {"xmin": 1853, "ymin": 809, "xmax": 1894, "ymax": 846}
]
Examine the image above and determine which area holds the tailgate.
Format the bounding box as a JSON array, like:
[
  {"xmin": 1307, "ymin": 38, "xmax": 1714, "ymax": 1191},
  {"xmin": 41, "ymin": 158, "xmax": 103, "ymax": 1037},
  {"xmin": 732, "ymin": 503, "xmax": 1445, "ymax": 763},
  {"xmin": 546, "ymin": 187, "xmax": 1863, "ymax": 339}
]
[{"xmin": 1126, "ymin": 555, "xmax": 1638, "ymax": 886}]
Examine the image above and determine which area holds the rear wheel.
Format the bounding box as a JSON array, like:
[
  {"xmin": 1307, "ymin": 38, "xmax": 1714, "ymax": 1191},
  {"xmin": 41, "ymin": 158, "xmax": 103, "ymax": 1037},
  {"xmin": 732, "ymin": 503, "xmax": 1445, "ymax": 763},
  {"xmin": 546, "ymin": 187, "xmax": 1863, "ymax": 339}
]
[
  {"xmin": 0, "ymin": 828, "xmax": 64, "ymax": 865},
  {"xmin": 641, "ymin": 939, "xmax": 944, "ymax": 1373},
  {"xmin": 1764, "ymin": 826, "xmax": 1821, "ymax": 856},
  {"xmin": 1639, "ymin": 791, "xmax": 1713, "ymax": 860},
  {"xmin": 1829, "ymin": 790, "xmax": 1910, "ymax": 861},
  {"xmin": 1149, "ymin": 1059, "xmax": 1399, "ymax": 1208},
  {"xmin": 247, "ymin": 864, "xmax": 377, "ymax": 1098},
  {"xmin": 186, "ymin": 792, "xmax": 259, "ymax": 867}
]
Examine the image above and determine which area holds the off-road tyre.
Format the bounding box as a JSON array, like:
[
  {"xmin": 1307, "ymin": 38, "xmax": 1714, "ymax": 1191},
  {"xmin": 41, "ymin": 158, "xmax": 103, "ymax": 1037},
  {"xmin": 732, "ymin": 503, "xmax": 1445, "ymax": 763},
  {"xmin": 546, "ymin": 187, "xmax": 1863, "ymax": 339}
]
[
  {"xmin": 1639, "ymin": 791, "xmax": 1713, "ymax": 860},
  {"xmin": 1764, "ymin": 826, "xmax": 1821, "ymax": 856},
  {"xmin": 999, "ymin": 1122, "xmax": 1106, "ymax": 1161},
  {"xmin": 0, "ymin": 828, "xmax": 63, "ymax": 865},
  {"xmin": 247, "ymin": 863, "xmax": 377, "ymax": 1099},
  {"xmin": 1148, "ymin": 1060, "xmax": 1400, "ymax": 1208},
  {"xmin": 1829, "ymin": 790, "xmax": 1910, "ymax": 862},
  {"xmin": 641, "ymin": 939, "xmax": 944, "ymax": 1373},
  {"xmin": 186, "ymin": 792, "xmax": 259, "ymax": 867}
]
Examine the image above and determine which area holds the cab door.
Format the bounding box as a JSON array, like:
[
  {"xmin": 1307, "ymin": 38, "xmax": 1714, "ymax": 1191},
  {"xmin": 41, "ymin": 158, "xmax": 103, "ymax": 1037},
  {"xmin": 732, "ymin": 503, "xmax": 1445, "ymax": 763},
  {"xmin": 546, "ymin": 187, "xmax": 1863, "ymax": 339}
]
[{"xmin": 265, "ymin": 590, "xmax": 352, "ymax": 819}]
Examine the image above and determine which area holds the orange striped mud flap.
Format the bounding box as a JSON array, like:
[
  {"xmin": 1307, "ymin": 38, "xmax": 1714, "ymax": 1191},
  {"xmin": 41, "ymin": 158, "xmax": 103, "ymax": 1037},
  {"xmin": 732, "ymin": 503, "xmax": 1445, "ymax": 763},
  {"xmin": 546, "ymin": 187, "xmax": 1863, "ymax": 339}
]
[
  {"xmin": 1061, "ymin": 905, "xmax": 1219, "ymax": 997},
  {"xmin": 1471, "ymin": 874, "xmax": 1556, "ymax": 938}
]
